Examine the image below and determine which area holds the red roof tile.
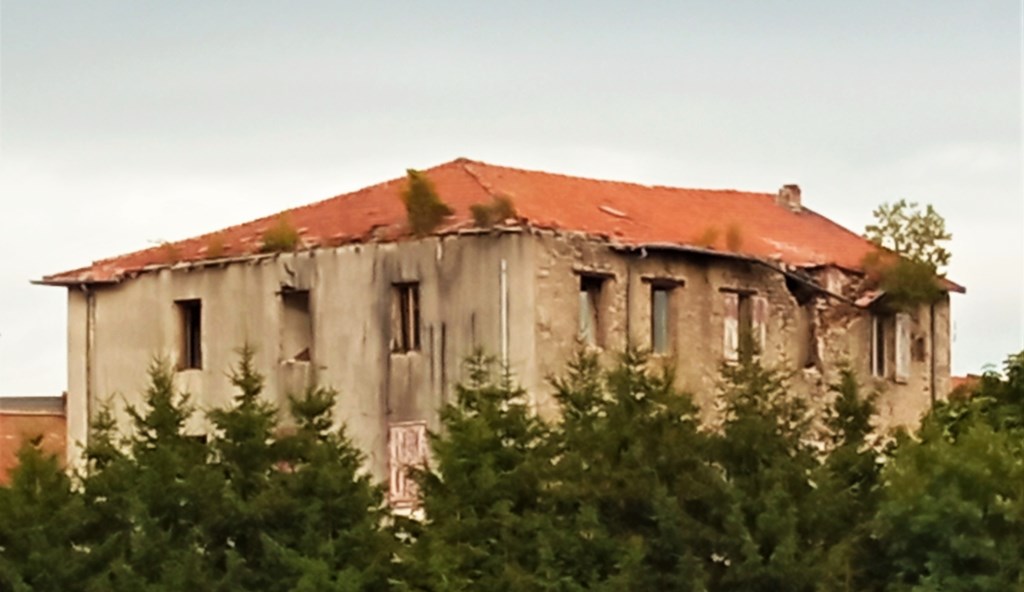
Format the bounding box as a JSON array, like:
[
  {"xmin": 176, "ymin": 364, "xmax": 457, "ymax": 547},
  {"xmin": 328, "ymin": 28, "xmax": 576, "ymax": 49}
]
[
  {"xmin": 950, "ymin": 374, "xmax": 982, "ymax": 393},
  {"xmin": 38, "ymin": 158, "xmax": 964, "ymax": 292}
]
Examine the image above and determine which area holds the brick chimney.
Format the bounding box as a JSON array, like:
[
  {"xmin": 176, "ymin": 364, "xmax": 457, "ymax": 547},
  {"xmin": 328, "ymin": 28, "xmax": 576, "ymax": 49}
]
[{"xmin": 777, "ymin": 184, "xmax": 802, "ymax": 212}]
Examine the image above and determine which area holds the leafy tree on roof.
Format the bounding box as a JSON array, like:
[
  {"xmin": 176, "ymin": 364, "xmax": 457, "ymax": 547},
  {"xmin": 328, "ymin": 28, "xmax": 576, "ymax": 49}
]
[
  {"xmin": 864, "ymin": 199, "xmax": 951, "ymax": 272},
  {"xmin": 863, "ymin": 199, "xmax": 953, "ymax": 308}
]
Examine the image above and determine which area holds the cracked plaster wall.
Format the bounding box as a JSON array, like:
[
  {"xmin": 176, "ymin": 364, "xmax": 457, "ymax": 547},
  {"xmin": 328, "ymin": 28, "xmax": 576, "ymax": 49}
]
[{"xmin": 64, "ymin": 231, "xmax": 950, "ymax": 478}]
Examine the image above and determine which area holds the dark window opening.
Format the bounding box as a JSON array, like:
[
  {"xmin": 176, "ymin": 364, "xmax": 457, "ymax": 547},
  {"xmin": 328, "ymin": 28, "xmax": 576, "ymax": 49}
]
[
  {"xmin": 872, "ymin": 314, "xmax": 887, "ymax": 378},
  {"xmin": 737, "ymin": 293, "xmax": 754, "ymax": 358},
  {"xmin": 392, "ymin": 283, "xmax": 420, "ymax": 353},
  {"xmin": 912, "ymin": 336, "xmax": 927, "ymax": 363},
  {"xmin": 281, "ymin": 289, "xmax": 312, "ymax": 362},
  {"xmin": 651, "ymin": 286, "xmax": 672, "ymax": 354},
  {"xmin": 176, "ymin": 299, "xmax": 202, "ymax": 370},
  {"xmin": 723, "ymin": 290, "xmax": 768, "ymax": 362},
  {"xmin": 579, "ymin": 275, "xmax": 605, "ymax": 347}
]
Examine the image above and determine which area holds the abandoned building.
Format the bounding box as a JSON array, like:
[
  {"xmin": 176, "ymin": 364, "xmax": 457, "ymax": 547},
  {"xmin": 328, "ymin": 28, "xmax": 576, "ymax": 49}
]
[{"xmin": 38, "ymin": 158, "xmax": 962, "ymax": 506}]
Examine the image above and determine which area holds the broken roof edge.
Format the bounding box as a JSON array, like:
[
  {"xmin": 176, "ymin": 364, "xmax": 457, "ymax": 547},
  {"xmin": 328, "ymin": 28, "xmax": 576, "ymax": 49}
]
[
  {"xmin": 32, "ymin": 275, "xmax": 119, "ymax": 288},
  {"xmin": 33, "ymin": 223, "xmax": 532, "ymax": 287},
  {"xmin": 613, "ymin": 241, "xmax": 857, "ymax": 305},
  {"xmin": 939, "ymin": 277, "xmax": 966, "ymax": 294},
  {"xmin": 795, "ymin": 261, "xmax": 964, "ymax": 296},
  {"xmin": 35, "ymin": 222, "xmax": 967, "ymax": 298}
]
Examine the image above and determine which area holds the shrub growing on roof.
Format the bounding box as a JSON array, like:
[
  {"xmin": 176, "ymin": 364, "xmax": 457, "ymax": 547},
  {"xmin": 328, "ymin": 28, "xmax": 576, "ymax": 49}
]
[
  {"xmin": 260, "ymin": 216, "xmax": 301, "ymax": 253},
  {"xmin": 401, "ymin": 169, "xmax": 453, "ymax": 236},
  {"xmin": 469, "ymin": 194, "xmax": 517, "ymax": 228}
]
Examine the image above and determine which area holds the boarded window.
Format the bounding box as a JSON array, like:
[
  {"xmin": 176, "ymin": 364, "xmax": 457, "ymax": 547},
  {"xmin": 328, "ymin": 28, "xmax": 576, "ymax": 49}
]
[
  {"xmin": 388, "ymin": 421, "xmax": 428, "ymax": 509},
  {"xmin": 391, "ymin": 283, "xmax": 420, "ymax": 352},
  {"xmin": 894, "ymin": 312, "xmax": 911, "ymax": 383},
  {"xmin": 579, "ymin": 276, "xmax": 604, "ymax": 347},
  {"xmin": 281, "ymin": 289, "xmax": 312, "ymax": 361},
  {"xmin": 871, "ymin": 314, "xmax": 887, "ymax": 378},
  {"xmin": 724, "ymin": 292, "xmax": 767, "ymax": 361},
  {"xmin": 176, "ymin": 299, "xmax": 202, "ymax": 370},
  {"xmin": 651, "ymin": 286, "xmax": 672, "ymax": 354}
]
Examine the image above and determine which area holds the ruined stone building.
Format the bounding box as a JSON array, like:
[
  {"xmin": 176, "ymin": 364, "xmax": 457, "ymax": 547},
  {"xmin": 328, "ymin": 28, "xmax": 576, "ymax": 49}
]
[{"xmin": 39, "ymin": 158, "xmax": 962, "ymax": 505}]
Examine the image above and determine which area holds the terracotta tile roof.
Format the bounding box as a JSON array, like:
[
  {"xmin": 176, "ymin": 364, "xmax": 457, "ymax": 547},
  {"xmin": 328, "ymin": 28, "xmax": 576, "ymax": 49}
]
[
  {"xmin": 950, "ymin": 374, "xmax": 982, "ymax": 393},
  {"xmin": 38, "ymin": 158, "xmax": 964, "ymax": 292}
]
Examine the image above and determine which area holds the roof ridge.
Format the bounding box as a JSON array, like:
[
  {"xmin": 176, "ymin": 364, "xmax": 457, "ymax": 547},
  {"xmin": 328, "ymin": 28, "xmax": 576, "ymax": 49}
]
[
  {"xmin": 455, "ymin": 158, "xmax": 770, "ymax": 196},
  {"xmin": 458, "ymin": 160, "xmax": 499, "ymax": 198}
]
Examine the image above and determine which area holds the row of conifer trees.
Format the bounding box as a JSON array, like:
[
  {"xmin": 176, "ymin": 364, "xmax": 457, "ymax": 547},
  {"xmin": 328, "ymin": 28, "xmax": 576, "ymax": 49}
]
[{"xmin": 2, "ymin": 345, "xmax": 1022, "ymax": 591}]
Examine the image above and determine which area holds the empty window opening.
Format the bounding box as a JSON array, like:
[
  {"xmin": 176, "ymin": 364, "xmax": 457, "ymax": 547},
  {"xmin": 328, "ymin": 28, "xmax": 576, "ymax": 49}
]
[
  {"xmin": 872, "ymin": 314, "xmax": 887, "ymax": 378},
  {"xmin": 738, "ymin": 294, "xmax": 754, "ymax": 357},
  {"xmin": 912, "ymin": 336, "xmax": 927, "ymax": 363},
  {"xmin": 798, "ymin": 304, "xmax": 822, "ymax": 370},
  {"xmin": 281, "ymin": 289, "xmax": 313, "ymax": 362},
  {"xmin": 651, "ymin": 286, "xmax": 672, "ymax": 354},
  {"xmin": 176, "ymin": 299, "xmax": 202, "ymax": 370},
  {"xmin": 723, "ymin": 291, "xmax": 768, "ymax": 362},
  {"xmin": 579, "ymin": 275, "xmax": 605, "ymax": 347},
  {"xmin": 392, "ymin": 283, "xmax": 420, "ymax": 353}
]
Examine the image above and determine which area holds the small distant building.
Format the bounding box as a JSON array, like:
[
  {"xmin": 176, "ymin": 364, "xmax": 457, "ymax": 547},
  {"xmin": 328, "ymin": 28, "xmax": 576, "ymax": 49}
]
[
  {"xmin": 37, "ymin": 158, "xmax": 963, "ymax": 502},
  {"xmin": 950, "ymin": 374, "xmax": 982, "ymax": 397},
  {"xmin": 0, "ymin": 396, "xmax": 66, "ymax": 485}
]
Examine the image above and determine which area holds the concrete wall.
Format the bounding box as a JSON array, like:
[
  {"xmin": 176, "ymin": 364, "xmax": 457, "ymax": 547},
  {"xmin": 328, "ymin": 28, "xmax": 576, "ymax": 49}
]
[
  {"xmin": 65, "ymin": 232, "xmax": 537, "ymax": 478},
  {"xmin": 64, "ymin": 231, "xmax": 951, "ymax": 477}
]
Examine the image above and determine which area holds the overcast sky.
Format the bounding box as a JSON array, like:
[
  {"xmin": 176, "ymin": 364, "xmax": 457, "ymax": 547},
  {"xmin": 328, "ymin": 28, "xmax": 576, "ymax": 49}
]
[{"xmin": 1, "ymin": 1, "xmax": 1021, "ymax": 395}]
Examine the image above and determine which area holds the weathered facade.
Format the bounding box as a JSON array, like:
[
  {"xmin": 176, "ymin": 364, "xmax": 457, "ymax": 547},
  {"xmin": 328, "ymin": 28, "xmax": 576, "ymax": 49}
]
[{"xmin": 39, "ymin": 159, "xmax": 961, "ymax": 495}]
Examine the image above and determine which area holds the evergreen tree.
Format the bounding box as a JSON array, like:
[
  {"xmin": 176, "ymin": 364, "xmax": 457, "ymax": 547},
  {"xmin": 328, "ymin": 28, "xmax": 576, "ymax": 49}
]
[
  {"xmin": 400, "ymin": 351, "xmax": 558, "ymax": 591},
  {"xmin": 548, "ymin": 349, "xmax": 719, "ymax": 590},
  {"xmin": 77, "ymin": 359, "xmax": 218, "ymax": 591},
  {"xmin": 259, "ymin": 385, "xmax": 397, "ymax": 591},
  {"xmin": 204, "ymin": 345, "xmax": 397, "ymax": 591},
  {"xmin": 0, "ymin": 441, "xmax": 84, "ymax": 592},
  {"xmin": 709, "ymin": 355, "xmax": 821, "ymax": 592},
  {"xmin": 202, "ymin": 345, "xmax": 281, "ymax": 589},
  {"xmin": 811, "ymin": 369, "xmax": 887, "ymax": 592}
]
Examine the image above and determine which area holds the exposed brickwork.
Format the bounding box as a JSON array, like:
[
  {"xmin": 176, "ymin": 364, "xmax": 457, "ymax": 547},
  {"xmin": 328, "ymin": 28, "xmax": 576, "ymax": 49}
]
[{"xmin": 0, "ymin": 410, "xmax": 66, "ymax": 484}]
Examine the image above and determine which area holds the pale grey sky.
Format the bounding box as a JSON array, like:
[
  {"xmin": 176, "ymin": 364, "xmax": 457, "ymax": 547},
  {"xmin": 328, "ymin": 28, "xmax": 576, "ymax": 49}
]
[{"xmin": 1, "ymin": 1, "xmax": 1021, "ymax": 395}]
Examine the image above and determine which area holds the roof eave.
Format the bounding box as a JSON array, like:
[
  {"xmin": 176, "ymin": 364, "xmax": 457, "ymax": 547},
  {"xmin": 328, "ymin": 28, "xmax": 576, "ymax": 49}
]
[
  {"xmin": 32, "ymin": 277, "xmax": 121, "ymax": 288},
  {"xmin": 612, "ymin": 241, "xmax": 857, "ymax": 305}
]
